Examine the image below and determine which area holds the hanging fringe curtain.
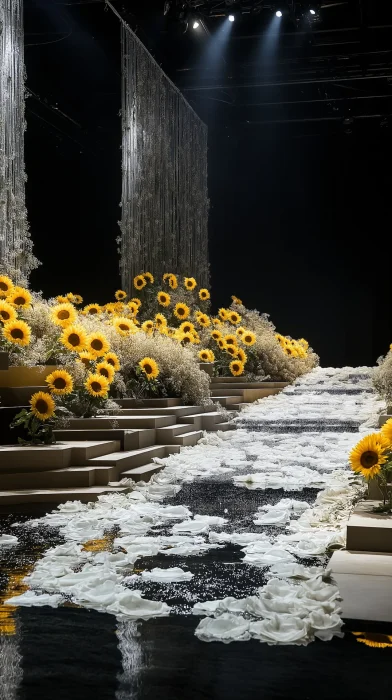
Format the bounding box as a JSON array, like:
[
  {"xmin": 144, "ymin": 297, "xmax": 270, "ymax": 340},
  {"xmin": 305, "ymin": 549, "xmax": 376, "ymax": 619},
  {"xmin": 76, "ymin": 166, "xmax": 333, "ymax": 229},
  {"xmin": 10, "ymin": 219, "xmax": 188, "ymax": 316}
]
[
  {"xmin": 119, "ymin": 21, "xmax": 209, "ymax": 292},
  {"xmin": 0, "ymin": 0, "xmax": 39, "ymax": 283}
]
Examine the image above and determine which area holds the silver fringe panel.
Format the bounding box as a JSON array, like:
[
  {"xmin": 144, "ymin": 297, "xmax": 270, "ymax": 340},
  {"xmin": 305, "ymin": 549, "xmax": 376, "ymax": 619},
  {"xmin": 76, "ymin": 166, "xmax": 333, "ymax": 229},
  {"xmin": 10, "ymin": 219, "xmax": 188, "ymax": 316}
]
[
  {"xmin": 0, "ymin": 0, "xmax": 39, "ymax": 282},
  {"xmin": 119, "ymin": 23, "xmax": 209, "ymax": 291}
]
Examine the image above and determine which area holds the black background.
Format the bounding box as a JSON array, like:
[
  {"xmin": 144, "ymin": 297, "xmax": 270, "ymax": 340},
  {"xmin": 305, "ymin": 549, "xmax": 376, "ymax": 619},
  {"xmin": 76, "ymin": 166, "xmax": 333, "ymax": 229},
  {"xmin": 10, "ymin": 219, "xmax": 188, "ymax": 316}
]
[{"xmin": 23, "ymin": 0, "xmax": 392, "ymax": 367}]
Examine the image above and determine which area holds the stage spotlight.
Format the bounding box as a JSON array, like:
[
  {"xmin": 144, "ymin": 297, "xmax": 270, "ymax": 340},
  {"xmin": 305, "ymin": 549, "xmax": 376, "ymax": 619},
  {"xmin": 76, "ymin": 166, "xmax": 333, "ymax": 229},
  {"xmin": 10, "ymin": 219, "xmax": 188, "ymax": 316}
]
[
  {"xmin": 275, "ymin": 10, "xmax": 283, "ymax": 18},
  {"xmin": 309, "ymin": 9, "xmax": 316, "ymax": 14},
  {"xmin": 229, "ymin": 14, "xmax": 235, "ymax": 22},
  {"xmin": 193, "ymin": 20, "xmax": 200, "ymax": 29}
]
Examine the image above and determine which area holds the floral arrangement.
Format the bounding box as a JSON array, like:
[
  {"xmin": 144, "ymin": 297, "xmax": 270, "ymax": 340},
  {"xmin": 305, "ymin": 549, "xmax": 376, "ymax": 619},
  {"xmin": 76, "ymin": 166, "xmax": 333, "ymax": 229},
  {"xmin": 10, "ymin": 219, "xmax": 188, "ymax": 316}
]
[
  {"xmin": 373, "ymin": 344, "xmax": 392, "ymax": 407},
  {"xmin": 349, "ymin": 419, "xmax": 392, "ymax": 512}
]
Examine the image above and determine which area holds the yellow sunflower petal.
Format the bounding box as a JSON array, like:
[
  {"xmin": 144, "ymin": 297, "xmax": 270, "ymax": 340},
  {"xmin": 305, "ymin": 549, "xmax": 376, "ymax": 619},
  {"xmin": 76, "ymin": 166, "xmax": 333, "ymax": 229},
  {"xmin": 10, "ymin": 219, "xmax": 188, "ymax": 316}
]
[
  {"xmin": 0, "ymin": 275, "xmax": 14, "ymax": 298},
  {"xmin": 139, "ymin": 357, "xmax": 159, "ymax": 380},
  {"xmin": 349, "ymin": 433, "xmax": 389, "ymax": 480},
  {"xmin": 60, "ymin": 325, "xmax": 87, "ymax": 353},
  {"xmin": 45, "ymin": 370, "xmax": 74, "ymax": 396},
  {"xmin": 30, "ymin": 391, "xmax": 56, "ymax": 421},
  {"xmin": 85, "ymin": 373, "xmax": 110, "ymax": 397},
  {"xmin": 3, "ymin": 320, "xmax": 31, "ymax": 346},
  {"xmin": 86, "ymin": 333, "xmax": 110, "ymax": 357},
  {"xmin": 0, "ymin": 300, "xmax": 17, "ymax": 324},
  {"xmin": 51, "ymin": 303, "xmax": 77, "ymax": 328}
]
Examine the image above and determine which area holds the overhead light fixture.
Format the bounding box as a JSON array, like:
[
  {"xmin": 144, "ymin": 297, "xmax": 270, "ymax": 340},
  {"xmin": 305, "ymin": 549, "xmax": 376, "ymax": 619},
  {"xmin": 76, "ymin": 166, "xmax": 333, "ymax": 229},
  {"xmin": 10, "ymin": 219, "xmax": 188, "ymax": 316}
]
[
  {"xmin": 276, "ymin": 10, "xmax": 283, "ymax": 18},
  {"xmin": 309, "ymin": 8, "xmax": 316, "ymax": 14},
  {"xmin": 229, "ymin": 14, "xmax": 235, "ymax": 22},
  {"xmin": 193, "ymin": 20, "xmax": 200, "ymax": 29}
]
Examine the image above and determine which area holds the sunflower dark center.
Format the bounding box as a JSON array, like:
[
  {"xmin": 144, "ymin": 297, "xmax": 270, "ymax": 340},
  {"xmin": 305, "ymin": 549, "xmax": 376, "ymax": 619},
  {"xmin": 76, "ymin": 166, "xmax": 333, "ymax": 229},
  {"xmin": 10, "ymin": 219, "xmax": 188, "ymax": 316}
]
[
  {"xmin": 178, "ymin": 308, "xmax": 185, "ymax": 315},
  {"xmin": 0, "ymin": 282, "xmax": 9, "ymax": 291},
  {"xmin": 35, "ymin": 399, "xmax": 49, "ymax": 413},
  {"xmin": 11, "ymin": 328, "xmax": 24, "ymax": 339},
  {"xmin": 143, "ymin": 364, "xmax": 153, "ymax": 374},
  {"xmin": 0, "ymin": 310, "xmax": 10, "ymax": 320},
  {"xmin": 119, "ymin": 324, "xmax": 129, "ymax": 331},
  {"xmin": 99, "ymin": 368, "xmax": 110, "ymax": 378},
  {"xmin": 68, "ymin": 333, "xmax": 80, "ymax": 347},
  {"xmin": 14, "ymin": 296, "xmax": 26, "ymax": 305},
  {"xmin": 227, "ymin": 339, "xmax": 234, "ymax": 345},
  {"xmin": 106, "ymin": 358, "xmax": 115, "ymax": 366},
  {"xmin": 58, "ymin": 310, "xmax": 70, "ymax": 320},
  {"xmin": 91, "ymin": 339, "xmax": 103, "ymax": 351},
  {"xmin": 360, "ymin": 451, "xmax": 379, "ymax": 469},
  {"xmin": 53, "ymin": 377, "xmax": 66, "ymax": 389},
  {"xmin": 91, "ymin": 381, "xmax": 102, "ymax": 392},
  {"xmin": 88, "ymin": 307, "xmax": 98, "ymax": 314}
]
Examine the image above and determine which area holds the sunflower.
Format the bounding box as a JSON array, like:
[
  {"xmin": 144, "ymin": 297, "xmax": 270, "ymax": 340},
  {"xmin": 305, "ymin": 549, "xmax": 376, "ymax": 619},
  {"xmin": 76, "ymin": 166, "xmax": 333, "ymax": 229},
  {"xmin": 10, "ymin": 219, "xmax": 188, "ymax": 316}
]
[
  {"xmin": 242, "ymin": 330, "xmax": 256, "ymax": 346},
  {"xmin": 95, "ymin": 361, "xmax": 115, "ymax": 382},
  {"xmin": 60, "ymin": 325, "xmax": 87, "ymax": 353},
  {"xmin": 104, "ymin": 352, "xmax": 121, "ymax": 371},
  {"xmin": 143, "ymin": 272, "xmax": 154, "ymax": 284},
  {"xmin": 180, "ymin": 321, "xmax": 195, "ymax": 334},
  {"xmin": 218, "ymin": 308, "xmax": 228, "ymax": 321},
  {"xmin": 73, "ymin": 294, "xmax": 83, "ymax": 305},
  {"xmin": 114, "ymin": 302, "xmax": 125, "ymax": 314},
  {"xmin": 199, "ymin": 288, "xmax": 210, "ymax": 301},
  {"xmin": 79, "ymin": 350, "xmax": 95, "ymax": 367},
  {"xmin": 284, "ymin": 345, "xmax": 298, "ymax": 357},
  {"xmin": 113, "ymin": 317, "xmax": 136, "ymax": 336},
  {"xmin": 51, "ymin": 303, "xmax": 77, "ymax": 328},
  {"xmin": 218, "ymin": 338, "xmax": 227, "ymax": 351},
  {"xmin": 83, "ymin": 303, "xmax": 101, "ymax": 316},
  {"xmin": 228, "ymin": 311, "xmax": 241, "ymax": 325},
  {"xmin": 184, "ymin": 277, "xmax": 197, "ymax": 291},
  {"xmin": 85, "ymin": 373, "xmax": 110, "ymax": 397},
  {"xmin": 168, "ymin": 274, "xmax": 178, "ymax": 290},
  {"xmin": 211, "ymin": 330, "xmax": 222, "ymax": 341},
  {"xmin": 380, "ymin": 418, "xmax": 392, "ymax": 447},
  {"xmin": 208, "ymin": 349, "xmax": 215, "ymax": 362},
  {"xmin": 115, "ymin": 289, "xmax": 127, "ymax": 301},
  {"xmin": 174, "ymin": 302, "xmax": 190, "ymax": 320},
  {"xmin": 298, "ymin": 338, "xmax": 309, "ymax": 350},
  {"xmin": 225, "ymin": 334, "xmax": 238, "ymax": 346},
  {"xmin": 134, "ymin": 275, "xmax": 146, "ymax": 291},
  {"xmin": 0, "ymin": 275, "xmax": 14, "ymax": 298},
  {"xmin": 163, "ymin": 273, "xmax": 172, "ymax": 281},
  {"xmin": 104, "ymin": 303, "xmax": 116, "ymax": 314},
  {"xmin": 66, "ymin": 293, "xmax": 75, "ymax": 303},
  {"xmin": 352, "ymin": 632, "xmax": 392, "ymax": 648},
  {"xmin": 275, "ymin": 333, "xmax": 285, "ymax": 345},
  {"xmin": 212, "ymin": 318, "xmax": 222, "ymax": 327},
  {"xmin": 142, "ymin": 320, "xmax": 154, "ymax": 334},
  {"xmin": 155, "ymin": 313, "xmax": 167, "ymax": 328},
  {"xmin": 127, "ymin": 301, "xmax": 139, "ymax": 316},
  {"xmin": 199, "ymin": 349, "xmax": 213, "ymax": 362},
  {"xmin": 349, "ymin": 433, "xmax": 389, "ymax": 480},
  {"xmin": 7, "ymin": 286, "xmax": 32, "ymax": 309},
  {"xmin": 166, "ymin": 328, "xmax": 176, "ymax": 338},
  {"xmin": 231, "ymin": 295, "xmax": 243, "ymax": 305},
  {"xmin": 197, "ymin": 313, "xmax": 211, "ymax": 328},
  {"xmin": 230, "ymin": 360, "xmax": 245, "ymax": 377},
  {"xmin": 180, "ymin": 332, "xmax": 194, "ymax": 345},
  {"xmin": 237, "ymin": 347, "xmax": 247, "ymax": 363},
  {"xmin": 0, "ymin": 300, "xmax": 17, "ymax": 324},
  {"xmin": 85, "ymin": 333, "xmax": 109, "ymax": 358},
  {"xmin": 45, "ymin": 369, "xmax": 74, "ymax": 396},
  {"xmin": 226, "ymin": 345, "xmax": 239, "ymax": 358},
  {"xmin": 56, "ymin": 295, "xmax": 68, "ymax": 304},
  {"xmin": 30, "ymin": 391, "xmax": 56, "ymax": 421},
  {"xmin": 3, "ymin": 320, "xmax": 31, "ymax": 346},
  {"xmin": 130, "ymin": 297, "xmax": 142, "ymax": 308},
  {"xmin": 157, "ymin": 291, "xmax": 171, "ymax": 307},
  {"xmin": 236, "ymin": 327, "xmax": 246, "ymax": 338},
  {"xmin": 139, "ymin": 357, "xmax": 159, "ymax": 380}
]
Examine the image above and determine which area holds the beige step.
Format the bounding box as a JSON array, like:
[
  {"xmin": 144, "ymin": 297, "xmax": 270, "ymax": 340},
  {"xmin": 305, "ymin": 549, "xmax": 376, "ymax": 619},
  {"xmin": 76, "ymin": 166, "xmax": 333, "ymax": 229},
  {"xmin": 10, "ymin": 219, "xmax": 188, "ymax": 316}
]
[
  {"xmin": 155, "ymin": 424, "xmax": 195, "ymax": 443},
  {"xmin": 172, "ymin": 430, "xmax": 203, "ymax": 447},
  {"xmin": 109, "ymin": 406, "xmax": 203, "ymax": 418},
  {"xmin": 213, "ymin": 422, "xmax": 236, "ymax": 432},
  {"xmin": 211, "ymin": 382, "xmax": 282, "ymax": 390},
  {"xmin": 68, "ymin": 415, "xmax": 175, "ymax": 430},
  {"xmin": 0, "ymin": 386, "xmax": 48, "ymax": 407},
  {"xmin": 330, "ymin": 549, "xmax": 392, "ymax": 622},
  {"xmin": 87, "ymin": 445, "xmax": 178, "ymax": 475},
  {"xmin": 119, "ymin": 462, "xmax": 164, "ymax": 483},
  {"xmin": 199, "ymin": 362, "xmax": 214, "ymax": 376},
  {"xmin": 0, "ymin": 486, "xmax": 128, "ymax": 506},
  {"xmin": 54, "ymin": 428, "xmax": 155, "ymax": 451},
  {"xmin": 0, "ymin": 440, "xmax": 119, "ymax": 474},
  {"xmin": 379, "ymin": 414, "xmax": 392, "ymax": 427},
  {"xmin": 115, "ymin": 398, "xmax": 182, "ymax": 408},
  {"xmin": 211, "ymin": 378, "xmax": 288, "ymax": 387},
  {"xmin": 230, "ymin": 403, "xmax": 250, "ymax": 411},
  {"xmin": 211, "ymin": 396, "xmax": 243, "ymax": 407},
  {"xmin": 346, "ymin": 500, "xmax": 392, "ymax": 553},
  {"xmin": 211, "ymin": 389, "xmax": 245, "ymax": 397},
  {"xmin": 0, "ymin": 465, "xmax": 117, "ymax": 489},
  {"xmin": 211, "ymin": 388, "xmax": 282, "ymax": 400}
]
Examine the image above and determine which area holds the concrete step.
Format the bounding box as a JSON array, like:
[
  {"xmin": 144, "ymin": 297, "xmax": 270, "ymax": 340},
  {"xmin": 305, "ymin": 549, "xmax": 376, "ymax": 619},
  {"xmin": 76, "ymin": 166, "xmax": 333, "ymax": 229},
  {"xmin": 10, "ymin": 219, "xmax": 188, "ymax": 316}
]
[
  {"xmin": 213, "ymin": 422, "xmax": 236, "ymax": 432},
  {"xmin": 155, "ymin": 424, "xmax": 195, "ymax": 443},
  {"xmin": 119, "ymin": 462, "xmax": 164, "ymax": 483},
  {"xmin": 379, "ymin": 414, "xmax": 392, "ymax": 427},
  {"xmin": 211, "ymin": 378, "xmax": 288, "ymax": 387},
  {"xmin": 115, "ymin": 398, "xmax": 182, "ymax": 408},
  {"xmin": 108, "ymin": 406, "xmax": 203, "ymax": 418},
  {"xmin": 68, "ymin": 415, "xmax": 175, "ymax": 430},
  {"xmin": 0, "ymin": 386, "xmax": 48, "ymax": 407},
  {"xmin": 346, "ymin": 500, "xmax": 392, "ymax": 553},
  {"xmin": 211, "ymin": 388, "xmax": 282, "ymax": 400},
  {"xmin": 0, "ymin": 440, "xmax": 120, "ymax": 473},
  {"xmin": 211, "ymin": 396, "xmax": 243, "ymax": 407},
  {"xmin": 0, "ymin": 486, "xmax": 129, "ymax": 506},
  {"xmin": 330, "ymin": 549, "xmax": 392, "ymax": 622},
  {"xmin": 54, "ymin": 428, "xmax": 156, "ymax": 451},
  {"xmin": 211, "ymin": 389, "xmax": 245, "ymax": 397},
  {"xmin": 0, "ymin": 465, "xmax": 117, "ymax": 489},
  {"xmin": 230, "ymin": 403, "xmax": 250, "ymax": 411},
  {"xmin": 172, "ymin": 430, "xmax": 203, "ymax": 447},
  {"xmin": 87, "ymin": 445, "xmax": 177, "ymax": 475}
]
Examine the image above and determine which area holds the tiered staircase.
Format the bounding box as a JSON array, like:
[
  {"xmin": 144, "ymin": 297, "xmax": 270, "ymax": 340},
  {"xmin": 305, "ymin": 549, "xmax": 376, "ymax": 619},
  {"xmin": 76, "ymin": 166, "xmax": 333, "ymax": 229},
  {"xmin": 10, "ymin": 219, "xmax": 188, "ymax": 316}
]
[{"xmin": 0, "ymin": 374, "xmax": 289, "ymax": 506}]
